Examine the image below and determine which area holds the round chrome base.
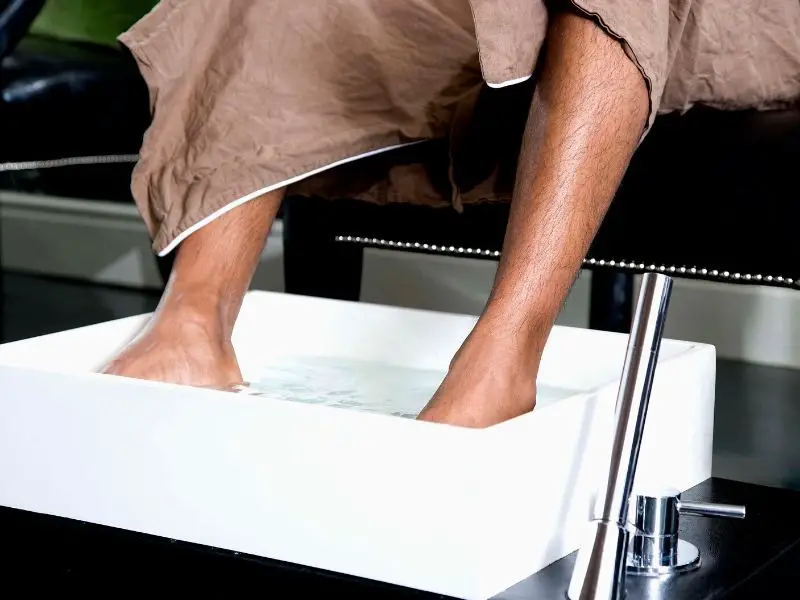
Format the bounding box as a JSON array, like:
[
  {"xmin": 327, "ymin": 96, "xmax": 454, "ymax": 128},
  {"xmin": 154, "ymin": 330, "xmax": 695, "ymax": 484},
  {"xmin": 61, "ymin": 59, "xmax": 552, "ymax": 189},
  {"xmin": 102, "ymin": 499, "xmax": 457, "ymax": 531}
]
[{"xmin": 626, "ymin": 539, "xmax": 701, "ymax": 577}]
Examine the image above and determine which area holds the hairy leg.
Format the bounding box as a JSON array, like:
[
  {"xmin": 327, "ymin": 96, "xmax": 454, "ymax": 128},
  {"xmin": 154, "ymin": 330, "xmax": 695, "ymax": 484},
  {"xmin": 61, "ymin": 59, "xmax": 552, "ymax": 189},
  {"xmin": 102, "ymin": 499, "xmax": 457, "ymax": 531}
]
[
  {"xmin": 419, "ymin": 11, "xmax": 649, "ymax": 427},
  {"xmin": 103, "ymin": 190, "xmax": 284, "ymax": 388}
]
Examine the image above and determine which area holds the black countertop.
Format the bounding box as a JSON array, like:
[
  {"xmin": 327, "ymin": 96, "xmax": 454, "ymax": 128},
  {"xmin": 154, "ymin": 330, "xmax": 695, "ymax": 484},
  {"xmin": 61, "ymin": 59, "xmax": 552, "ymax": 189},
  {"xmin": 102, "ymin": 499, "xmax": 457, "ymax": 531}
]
[
  {"xmin": 498, "ymin": 478, "xmax": 800, "ymax": 599},
  {"xmin": 1, "ymin": 478, "xmax": 797, "ymax": 598}
]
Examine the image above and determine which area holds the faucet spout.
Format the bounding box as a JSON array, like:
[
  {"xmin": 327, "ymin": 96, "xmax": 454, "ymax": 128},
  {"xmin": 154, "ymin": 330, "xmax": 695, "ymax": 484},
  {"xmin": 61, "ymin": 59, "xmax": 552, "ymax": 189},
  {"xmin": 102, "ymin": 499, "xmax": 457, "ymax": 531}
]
[{"xmin": 567, "ymin": 273, "xmax": 674, "ymax": 600}]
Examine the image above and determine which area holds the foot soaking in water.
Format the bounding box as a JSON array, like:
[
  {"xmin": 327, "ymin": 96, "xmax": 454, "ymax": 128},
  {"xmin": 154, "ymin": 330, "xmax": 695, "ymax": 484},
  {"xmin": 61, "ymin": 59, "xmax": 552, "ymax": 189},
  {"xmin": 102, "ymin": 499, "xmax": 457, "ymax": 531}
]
[{"xmin": 235, "ymin": 357, "xmax": 579, "ymax": 419}]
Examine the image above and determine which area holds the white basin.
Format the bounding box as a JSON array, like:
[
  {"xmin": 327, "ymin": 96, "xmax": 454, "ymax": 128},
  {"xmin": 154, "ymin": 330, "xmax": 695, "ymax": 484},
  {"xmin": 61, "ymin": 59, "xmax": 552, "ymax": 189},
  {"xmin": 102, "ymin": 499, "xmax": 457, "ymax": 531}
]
[{"xmin": 0, "ymin": 291, "xmax": 715, "ymax": 599}]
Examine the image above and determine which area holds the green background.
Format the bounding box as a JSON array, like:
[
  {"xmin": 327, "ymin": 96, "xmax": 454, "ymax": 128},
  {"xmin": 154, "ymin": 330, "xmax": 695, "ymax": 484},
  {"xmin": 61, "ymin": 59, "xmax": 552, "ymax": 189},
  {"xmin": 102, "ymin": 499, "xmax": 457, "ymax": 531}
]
[{"xmin": 30, "ymin": 0, "xmax": 159, "ymax": 47}]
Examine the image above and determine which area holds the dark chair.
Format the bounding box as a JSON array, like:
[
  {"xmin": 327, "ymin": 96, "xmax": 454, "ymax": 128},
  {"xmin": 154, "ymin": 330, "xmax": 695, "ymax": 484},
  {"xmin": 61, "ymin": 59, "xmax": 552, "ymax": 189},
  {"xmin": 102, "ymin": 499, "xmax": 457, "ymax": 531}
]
[
  {"xmin": 0, "ymin": 0, "xmax": 45, "ymax": 60},
  {"xmin": 0, "ymin": 0, "xmax": 153, "ymax": 295},
  {"xmin": 282, "ymin": 105, "xmax": 800, "ymax": 332},
  {"xmin": 0, "ymin": 0, "xmax": 46, "ymax": 319},
  {"xmin": 0, "ymin": 34, "xmax": 149, "ymax": 193}
]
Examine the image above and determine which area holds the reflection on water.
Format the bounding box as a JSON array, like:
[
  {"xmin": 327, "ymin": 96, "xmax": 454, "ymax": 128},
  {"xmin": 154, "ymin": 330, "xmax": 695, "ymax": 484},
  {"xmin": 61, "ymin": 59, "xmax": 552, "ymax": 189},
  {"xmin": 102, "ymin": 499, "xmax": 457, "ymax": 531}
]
[{"xmin": 240, "ymin": 357, "xmax": 579, "ymax": 419}]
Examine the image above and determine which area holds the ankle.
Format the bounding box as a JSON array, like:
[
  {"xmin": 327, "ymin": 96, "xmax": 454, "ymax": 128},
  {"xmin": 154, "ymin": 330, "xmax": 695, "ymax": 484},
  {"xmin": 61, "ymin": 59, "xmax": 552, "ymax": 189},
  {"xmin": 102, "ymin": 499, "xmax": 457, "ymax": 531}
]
[
  {"xmin": 453, "ymin": 326, "xmax": 543, "ymax": 390},
  {"xmin": 154, "ymin": 285, "xmax": 235, "ymax": 341},
  {"xmin": 468, "ymin": 310, "xmax": 550, "ymax": 369}
]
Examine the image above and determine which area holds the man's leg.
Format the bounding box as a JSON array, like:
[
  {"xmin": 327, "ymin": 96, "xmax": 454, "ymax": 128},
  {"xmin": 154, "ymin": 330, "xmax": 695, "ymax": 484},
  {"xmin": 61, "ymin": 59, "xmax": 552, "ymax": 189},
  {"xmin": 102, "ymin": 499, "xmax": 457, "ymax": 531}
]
[
  {"xmin": 103, "ymin": 190, "xmax": 284, "ymax": 388},
  {"xmin": 106, "ymin": 0, "xmax": 479, "ymax": 390},
  {"xmin": 419, "ymin": 11, "xmax": 649, "ymax": 427}
]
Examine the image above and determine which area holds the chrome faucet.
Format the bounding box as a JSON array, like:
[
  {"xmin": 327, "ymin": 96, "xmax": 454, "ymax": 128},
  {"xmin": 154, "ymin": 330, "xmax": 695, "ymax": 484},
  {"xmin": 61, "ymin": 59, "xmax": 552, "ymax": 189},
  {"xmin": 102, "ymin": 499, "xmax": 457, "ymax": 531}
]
[
  {"xmin": 567, "ymin": 272, "xmax": 672, "ymax": 600},
  {"xmin": 567, "ymin": 272, "xmax": 745, "ymax": 600}
]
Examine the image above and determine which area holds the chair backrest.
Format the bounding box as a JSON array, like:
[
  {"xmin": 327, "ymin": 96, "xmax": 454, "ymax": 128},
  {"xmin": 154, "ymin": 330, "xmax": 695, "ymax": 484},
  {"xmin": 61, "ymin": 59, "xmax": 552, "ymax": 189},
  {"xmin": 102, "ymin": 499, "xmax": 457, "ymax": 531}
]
[{"xmin": 0, "ymin": 0, "xmax": 46, "ymax": 60}]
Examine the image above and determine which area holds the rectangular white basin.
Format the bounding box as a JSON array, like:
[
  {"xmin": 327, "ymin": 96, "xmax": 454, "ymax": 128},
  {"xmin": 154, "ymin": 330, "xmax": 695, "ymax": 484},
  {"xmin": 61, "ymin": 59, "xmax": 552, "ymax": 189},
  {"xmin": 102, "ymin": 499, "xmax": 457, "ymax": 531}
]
[{"xmin": 0, "ymin": 291, "xmax": 715, "ymax": 599}]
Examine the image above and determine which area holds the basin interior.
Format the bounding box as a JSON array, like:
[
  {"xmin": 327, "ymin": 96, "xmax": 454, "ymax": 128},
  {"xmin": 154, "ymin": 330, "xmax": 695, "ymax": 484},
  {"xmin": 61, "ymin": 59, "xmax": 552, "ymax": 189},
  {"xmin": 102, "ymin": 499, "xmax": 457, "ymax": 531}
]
[{"xmin": 0, "ymin": 291, "xmax": 697, "ymax": 423}]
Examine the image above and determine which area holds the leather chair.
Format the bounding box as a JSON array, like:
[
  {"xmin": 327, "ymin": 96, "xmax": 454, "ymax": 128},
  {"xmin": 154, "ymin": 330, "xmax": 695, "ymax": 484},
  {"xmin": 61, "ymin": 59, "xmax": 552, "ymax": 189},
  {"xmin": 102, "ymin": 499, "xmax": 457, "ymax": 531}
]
[
  {"xmin": 0, "ymin": 0, "xmax": 150, "ymax": 301},
  {"xmin": 0, "ymin": 0, "xmax": 46, "ymax": 309},
  {"xmin": 282, "ymin": 105, "xmax": 800, "ymax": 332},
  {"xmin": 0, "ymin": 29, "xmax": 148, "ymax": 194},
  {"xmin": 0, "ymin": 1, "xmax": 44, "ymax": 60}
]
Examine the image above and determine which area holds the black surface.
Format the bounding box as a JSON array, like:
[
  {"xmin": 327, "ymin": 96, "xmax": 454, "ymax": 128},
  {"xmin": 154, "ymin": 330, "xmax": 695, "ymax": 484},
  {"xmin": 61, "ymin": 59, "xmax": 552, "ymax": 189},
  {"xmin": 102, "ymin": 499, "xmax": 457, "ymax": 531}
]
[
  {"xmin": 0, "ymin": 478, "xmax": 794, "ymax": 598},
  {"xmin": 588, "ymin": 271, "xmax": 634, "ymax": 333},
  {"xmin": 498, "ymin": 478, "xmax": 800, "ymax": 599},
  {"xmin": 0, "ymin": 504, "xmax": 446, "ymax": 597},
  {"xmin": 283, "ymin": 196, "xmax": 364, "ymax": 301}
]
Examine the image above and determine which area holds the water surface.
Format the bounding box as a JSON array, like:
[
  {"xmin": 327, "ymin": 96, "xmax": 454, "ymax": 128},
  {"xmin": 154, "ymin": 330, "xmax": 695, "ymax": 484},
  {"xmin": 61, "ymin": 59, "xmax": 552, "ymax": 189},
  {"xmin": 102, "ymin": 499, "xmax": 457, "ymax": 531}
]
[{"xmin": 243, "ymin": 356, "xmax": 579, "ymax": 418}]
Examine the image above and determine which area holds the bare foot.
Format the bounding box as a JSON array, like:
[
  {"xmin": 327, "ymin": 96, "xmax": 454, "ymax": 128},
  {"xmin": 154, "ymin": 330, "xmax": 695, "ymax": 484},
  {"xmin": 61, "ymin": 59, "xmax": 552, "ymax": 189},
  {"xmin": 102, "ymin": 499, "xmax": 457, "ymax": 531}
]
[
  {"xmin": 102, "ymin": 318, "xmax": 243, "ymax": 390},
  {"xmin": 418, "ymin": 326, "xmax": 539, "ymax": 428}
]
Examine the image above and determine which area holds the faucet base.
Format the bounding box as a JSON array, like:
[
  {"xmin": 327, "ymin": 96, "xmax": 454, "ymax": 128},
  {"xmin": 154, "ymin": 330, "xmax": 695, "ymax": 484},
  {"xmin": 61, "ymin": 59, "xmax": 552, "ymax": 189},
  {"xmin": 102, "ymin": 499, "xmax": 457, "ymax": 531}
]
[{"xmin": 626, "ymin": 539, "xmax": 701, "ymax": 577}]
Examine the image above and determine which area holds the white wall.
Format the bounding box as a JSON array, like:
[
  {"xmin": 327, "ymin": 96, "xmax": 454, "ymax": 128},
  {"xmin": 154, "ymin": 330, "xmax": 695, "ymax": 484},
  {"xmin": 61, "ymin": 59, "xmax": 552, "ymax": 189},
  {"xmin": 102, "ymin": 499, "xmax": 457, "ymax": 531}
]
[{"xmin": 2, "ymin": 191, "xmax": 798, "ymax": 368}]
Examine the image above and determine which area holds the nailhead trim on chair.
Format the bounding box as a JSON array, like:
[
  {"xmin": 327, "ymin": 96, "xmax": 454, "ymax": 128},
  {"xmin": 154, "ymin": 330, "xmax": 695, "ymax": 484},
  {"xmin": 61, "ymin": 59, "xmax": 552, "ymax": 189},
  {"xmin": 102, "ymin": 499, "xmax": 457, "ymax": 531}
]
[{"xmin": 335, "ymin": 235, "xmax": 797, "ymax": 287}]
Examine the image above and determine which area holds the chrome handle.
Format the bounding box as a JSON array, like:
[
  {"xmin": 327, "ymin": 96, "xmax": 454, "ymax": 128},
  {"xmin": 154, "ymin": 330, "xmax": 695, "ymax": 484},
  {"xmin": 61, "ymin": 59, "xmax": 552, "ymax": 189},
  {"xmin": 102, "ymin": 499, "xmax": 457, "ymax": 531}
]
[
  {"xmin": 630, "ymin": 491, "xmax": 746, "ymax": 538},
  {"xmin": 626, "ymin": 490, "xmax": 747, "ymax": 576},
  {"xmin": 679, "ymin": 501, "xmax": 746, "ymax": 520}
]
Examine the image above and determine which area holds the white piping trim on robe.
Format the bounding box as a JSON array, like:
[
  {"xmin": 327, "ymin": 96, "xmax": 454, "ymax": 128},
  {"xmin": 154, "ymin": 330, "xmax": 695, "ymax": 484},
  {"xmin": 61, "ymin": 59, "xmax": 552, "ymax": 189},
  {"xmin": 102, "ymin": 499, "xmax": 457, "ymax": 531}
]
[
  {"xmin": 157, "ymin": 140, "xmax": 426, "ymax": 257},
  {"xmin": 485, "ymin": 75, "xmax": 532, "ymax": 89}
]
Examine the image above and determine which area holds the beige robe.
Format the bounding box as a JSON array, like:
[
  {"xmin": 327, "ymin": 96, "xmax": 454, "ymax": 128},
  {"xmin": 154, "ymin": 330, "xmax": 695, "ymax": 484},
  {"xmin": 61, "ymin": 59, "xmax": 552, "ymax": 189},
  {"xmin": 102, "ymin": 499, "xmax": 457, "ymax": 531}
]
[{"xmin": 119, "ymin": 0, "xmax": 800, "ymax": 255}]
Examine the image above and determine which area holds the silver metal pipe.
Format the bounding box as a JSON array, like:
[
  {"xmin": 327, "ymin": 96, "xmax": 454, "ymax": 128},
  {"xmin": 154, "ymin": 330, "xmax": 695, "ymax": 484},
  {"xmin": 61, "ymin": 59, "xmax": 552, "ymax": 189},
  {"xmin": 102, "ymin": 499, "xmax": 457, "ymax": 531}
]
[
  {"xmin": 597, "ymin": 273, "xmax": 673, "ymax": 526},
  {"xmin": 567, "ymin": 273, "xmax": 673, "ymax": 600}
]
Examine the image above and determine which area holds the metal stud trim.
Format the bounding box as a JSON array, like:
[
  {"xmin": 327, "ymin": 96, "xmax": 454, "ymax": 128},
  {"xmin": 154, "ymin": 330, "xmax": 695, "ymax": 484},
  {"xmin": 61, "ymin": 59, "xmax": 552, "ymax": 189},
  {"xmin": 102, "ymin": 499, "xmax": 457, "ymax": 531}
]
[{"xmin": 335, "ymin": 235, "xmax": 796, "ymax": 286}]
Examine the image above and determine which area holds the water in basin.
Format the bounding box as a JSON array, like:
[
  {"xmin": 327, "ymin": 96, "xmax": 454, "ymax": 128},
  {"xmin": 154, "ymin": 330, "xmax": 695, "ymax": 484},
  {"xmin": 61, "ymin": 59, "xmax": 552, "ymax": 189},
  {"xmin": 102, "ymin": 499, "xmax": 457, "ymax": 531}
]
[{"xmin": 242, "ymin": 356, "xmax": 579, "ymax": 418}]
